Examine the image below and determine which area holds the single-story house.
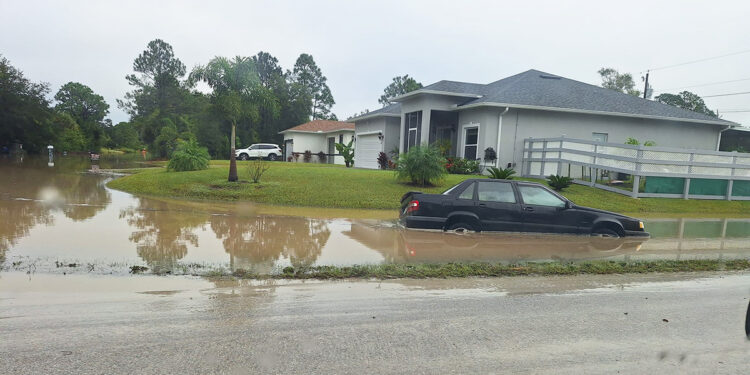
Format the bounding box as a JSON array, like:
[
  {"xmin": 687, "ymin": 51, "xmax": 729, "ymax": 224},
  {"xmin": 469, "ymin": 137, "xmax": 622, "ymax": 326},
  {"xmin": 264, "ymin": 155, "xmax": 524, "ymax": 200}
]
[
  {"xmin": 349, "ymin": 69, "xmax": 738, "ymax": 169},
  {"xmin": 279, "ymin": 120, "xmax": 354, "ymax": 164}
]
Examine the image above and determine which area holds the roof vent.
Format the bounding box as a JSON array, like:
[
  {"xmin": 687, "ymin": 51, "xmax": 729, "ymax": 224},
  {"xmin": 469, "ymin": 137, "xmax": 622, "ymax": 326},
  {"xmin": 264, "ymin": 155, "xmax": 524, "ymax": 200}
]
[{"xmin": 539, "ymin": 74, "xmax": 561, "ymax": 80}]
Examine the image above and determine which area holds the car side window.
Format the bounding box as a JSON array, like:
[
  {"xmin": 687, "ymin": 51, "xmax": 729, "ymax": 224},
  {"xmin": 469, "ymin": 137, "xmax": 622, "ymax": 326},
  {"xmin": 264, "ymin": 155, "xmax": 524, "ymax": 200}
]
[
  {"xmin": 518, "ymin": 186, "xmax": 566, "ymax": 208},
  {"xmin": 458, "ymin": 183, "xmax": 474, "ymax": 200},
  {"xmin": 477, "ymin": 181, "xmax": 516, "ymax": 203},
  {"xmin": 249, "ymin": 145, "xmax": 258, "ymax": 150}
]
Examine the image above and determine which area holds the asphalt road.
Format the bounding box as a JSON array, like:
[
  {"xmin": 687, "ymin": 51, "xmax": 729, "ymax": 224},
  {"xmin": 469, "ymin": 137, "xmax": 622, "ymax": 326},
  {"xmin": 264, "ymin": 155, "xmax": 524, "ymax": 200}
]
[{"xmin": 1, "ymin": 272, "xmax": 749, "ymax": 374}]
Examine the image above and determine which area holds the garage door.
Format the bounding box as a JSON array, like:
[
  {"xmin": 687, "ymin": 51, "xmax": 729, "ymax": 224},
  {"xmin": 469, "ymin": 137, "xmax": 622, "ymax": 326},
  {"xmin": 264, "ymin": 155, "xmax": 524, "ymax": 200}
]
[{"xmin": 355, "ymin": 134, "xmax": 382, "ymax": 169}]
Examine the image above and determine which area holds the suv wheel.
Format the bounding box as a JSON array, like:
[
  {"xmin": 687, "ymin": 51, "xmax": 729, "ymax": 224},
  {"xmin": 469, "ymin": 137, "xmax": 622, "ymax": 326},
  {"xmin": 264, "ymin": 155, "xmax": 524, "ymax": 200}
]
[
  {"xmin": 239, "ymin": 153, "xmax": 249, "ymax": 161},
  {"xmin": 267, "ymin": 153, "xmax": 277, "ymax": 161}
]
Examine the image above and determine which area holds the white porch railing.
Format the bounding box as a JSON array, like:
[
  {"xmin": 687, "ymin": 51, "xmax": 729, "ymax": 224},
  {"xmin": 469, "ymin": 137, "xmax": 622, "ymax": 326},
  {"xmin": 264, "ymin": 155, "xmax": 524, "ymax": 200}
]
[{"xmin": 522, "ymin": 137, "xmax": 750, "ymax": 200}]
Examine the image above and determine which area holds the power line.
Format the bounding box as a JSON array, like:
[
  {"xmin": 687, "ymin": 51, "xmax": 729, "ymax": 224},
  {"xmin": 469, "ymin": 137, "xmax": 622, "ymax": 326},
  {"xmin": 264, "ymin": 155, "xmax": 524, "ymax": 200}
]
[
  {"xmin": 654, "ymin": 77, "xmax": 750, "ymax": 92},
  {"xmin": 702, "ymin": 91, "xmax": 750, "ymax": 98},
  {"xmin": 642, "ymin": 48, "xmax": 750, "ymax": 73}
]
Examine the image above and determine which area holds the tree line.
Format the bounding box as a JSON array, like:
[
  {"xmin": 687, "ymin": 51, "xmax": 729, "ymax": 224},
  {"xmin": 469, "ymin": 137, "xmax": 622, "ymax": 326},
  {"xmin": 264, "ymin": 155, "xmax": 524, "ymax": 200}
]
[{"xmin": 0, "ymin": 39, "xmax": 338, "ymax": 157}]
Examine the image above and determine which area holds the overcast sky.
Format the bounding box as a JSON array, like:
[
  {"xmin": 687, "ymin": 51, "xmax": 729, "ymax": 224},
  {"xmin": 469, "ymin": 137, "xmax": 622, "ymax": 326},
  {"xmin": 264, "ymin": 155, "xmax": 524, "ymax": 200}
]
[{"xmin": 2, "ymin": 0, "xmax": 749, "ymax": 127}]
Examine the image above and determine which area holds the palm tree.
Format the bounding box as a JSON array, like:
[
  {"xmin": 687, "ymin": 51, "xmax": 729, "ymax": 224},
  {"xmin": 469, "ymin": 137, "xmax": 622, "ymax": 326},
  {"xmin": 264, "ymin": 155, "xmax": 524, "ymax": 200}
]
[{"xmin": 190, "ymin": 56, "xmax": 260, "ymax": 182}]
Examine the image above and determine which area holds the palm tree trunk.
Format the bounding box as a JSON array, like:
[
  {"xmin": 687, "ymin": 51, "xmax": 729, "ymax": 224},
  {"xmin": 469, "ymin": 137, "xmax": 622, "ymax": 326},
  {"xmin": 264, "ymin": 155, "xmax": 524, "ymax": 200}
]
[{"xmin": 228, "ymin": 122, "xmax": 238, "ymax": 182}]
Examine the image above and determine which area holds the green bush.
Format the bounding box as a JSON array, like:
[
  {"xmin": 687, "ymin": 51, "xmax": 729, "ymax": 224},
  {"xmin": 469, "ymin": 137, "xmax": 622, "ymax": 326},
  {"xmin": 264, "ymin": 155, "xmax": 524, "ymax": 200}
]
[
  {"xmin": 547, "ymin": 174, "xmax": 573, "ymax": 191},
  {"xmin": 488, "ymin": 167, "xmax": 515, "ymax": 180},
  {"xmin": 167, "ymin": 139, "xmax": 210, "ymax": 172},
  {"xmin": 445, "ymin": 157, "xmax": 480, "ymax": 174},
  {"xmin": 396, "ymin": 146, "xmax": 446, "ymax": 186}
]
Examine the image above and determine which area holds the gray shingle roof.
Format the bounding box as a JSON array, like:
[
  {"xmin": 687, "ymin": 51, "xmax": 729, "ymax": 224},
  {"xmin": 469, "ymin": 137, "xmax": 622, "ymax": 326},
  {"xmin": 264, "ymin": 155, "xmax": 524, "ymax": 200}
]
[
  {"xmin": 398, "ymin": 70, "xmax": 735, "ymax": 126},
  {"xmin": 349, "ymin": 103, "xmax": 401, "ymax": 121}
]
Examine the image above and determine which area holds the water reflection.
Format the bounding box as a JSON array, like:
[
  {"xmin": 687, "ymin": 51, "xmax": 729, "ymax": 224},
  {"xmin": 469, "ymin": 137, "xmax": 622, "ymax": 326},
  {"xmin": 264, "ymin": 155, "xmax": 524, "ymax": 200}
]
[
  {"xmin": 120, "ymin": 199, "xmax": 207, "ymax": 271},
  {"xmin": 345, "ymin": 221, "xmax": 646, "ymax": 264},
  {"xmin": 211, "ymin": 215, "xmax": 330, "ymax": 272}
]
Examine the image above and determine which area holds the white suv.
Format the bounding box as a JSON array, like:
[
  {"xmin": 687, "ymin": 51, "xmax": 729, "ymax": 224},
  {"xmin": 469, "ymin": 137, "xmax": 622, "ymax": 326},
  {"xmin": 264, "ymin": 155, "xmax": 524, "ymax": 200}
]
[{"xmin": 235, "ymin": 143, "xmax": 282, "ymax": 161}]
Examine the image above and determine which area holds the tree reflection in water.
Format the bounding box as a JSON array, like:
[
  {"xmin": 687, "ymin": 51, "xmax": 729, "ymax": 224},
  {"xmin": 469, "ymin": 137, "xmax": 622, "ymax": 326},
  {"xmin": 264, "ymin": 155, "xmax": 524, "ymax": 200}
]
[
  {"xmin": 120, "ymin": 199, "xmax": 207, "ymax": 272},
  {"xmin": 0, "ymin": 201, "xmax": 53, "ymax": 264},
  {"xmin": 210, "ymin": 215, "xmax": 330, "ymax": 273}
]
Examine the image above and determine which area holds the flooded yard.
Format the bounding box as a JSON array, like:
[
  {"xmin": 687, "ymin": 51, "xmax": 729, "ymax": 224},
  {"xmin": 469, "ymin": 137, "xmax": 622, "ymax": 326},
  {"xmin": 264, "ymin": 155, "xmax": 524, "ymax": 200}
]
[{"xmin": 2, "ymin": 155, "xmax": 750, "ymax": 276}]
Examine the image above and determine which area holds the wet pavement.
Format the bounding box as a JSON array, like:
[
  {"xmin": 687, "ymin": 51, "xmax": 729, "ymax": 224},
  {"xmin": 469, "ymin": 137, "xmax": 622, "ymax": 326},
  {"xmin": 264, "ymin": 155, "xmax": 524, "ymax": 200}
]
[
  {"xmin": 1, "ymin": 271, "xmax": 748, "ymax": 374},
  {"xmin": 2, "ymin": 155, "xmax": 750, "ymax": 276}
]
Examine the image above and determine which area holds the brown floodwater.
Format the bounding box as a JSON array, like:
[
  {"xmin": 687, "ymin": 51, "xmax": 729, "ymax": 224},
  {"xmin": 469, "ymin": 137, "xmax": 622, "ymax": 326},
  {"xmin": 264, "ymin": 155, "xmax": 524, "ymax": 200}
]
[{"xmin": 1, "ymin": 154, "xmax": 749, "ymax": 276}]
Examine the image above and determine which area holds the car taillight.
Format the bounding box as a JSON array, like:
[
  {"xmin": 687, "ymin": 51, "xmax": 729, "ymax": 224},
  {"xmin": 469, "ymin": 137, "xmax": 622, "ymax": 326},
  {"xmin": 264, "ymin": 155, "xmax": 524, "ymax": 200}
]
[{"xmin": 406, "ymin": 200, "xmax": 419, "ymax": 213}]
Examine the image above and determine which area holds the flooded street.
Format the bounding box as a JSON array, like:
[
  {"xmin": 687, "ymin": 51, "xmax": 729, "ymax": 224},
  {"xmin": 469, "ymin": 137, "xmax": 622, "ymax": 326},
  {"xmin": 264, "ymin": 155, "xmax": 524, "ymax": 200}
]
[{"xmin": 1, "ymin": 155, "xmax": 750, "ymax": 276}]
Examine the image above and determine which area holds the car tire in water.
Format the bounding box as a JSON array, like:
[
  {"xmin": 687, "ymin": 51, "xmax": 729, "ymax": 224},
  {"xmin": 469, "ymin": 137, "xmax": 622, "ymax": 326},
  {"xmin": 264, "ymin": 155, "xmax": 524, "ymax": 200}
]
[
  {"xmin": 447, "ymin": 222, "xmax": 478, "ymax": 234},
  {"xmin": 267, "ymin": 153, "xmax": 277, "ymax": 161},
  {"xmin": 591, "ymin": 228, "xmax": 620, "ymax": 238},
  {"xmin": 239, "ymin": 153, "xmax": 249, "ymax": 161}
]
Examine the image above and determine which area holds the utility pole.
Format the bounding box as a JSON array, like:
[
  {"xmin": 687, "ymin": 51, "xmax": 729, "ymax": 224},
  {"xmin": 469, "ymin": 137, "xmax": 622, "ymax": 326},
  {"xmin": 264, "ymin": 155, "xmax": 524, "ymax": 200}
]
[{"xmin": 643, "ymin": 71, "xmax": 650, "ymax": 99}]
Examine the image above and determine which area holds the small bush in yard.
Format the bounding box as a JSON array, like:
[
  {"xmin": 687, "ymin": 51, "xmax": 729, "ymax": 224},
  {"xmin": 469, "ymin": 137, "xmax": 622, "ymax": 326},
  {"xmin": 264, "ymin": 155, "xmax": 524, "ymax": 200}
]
[
  {"xmin": 396, "ymin": 146, "xmax": 446, "ymax": 186},
  {"xmin": 377, "ymin": 152, "xmax": 389, "ymax": 170},
  {"xmin": 167, "ymin": 139, "xmax": 210, "ymax": 172},
  {"xmin": 335, "ymin": 140, "xmax": 355, "ymax": 167},
  {"xmin": 247, "ymin": 158, "xmax": 270, "ymax": 183},
  {"xmin": 445, "ymin": 157, "xmax": 480, "ymax": 174},
  {"xmin": 488, "ymin": 167, "xmax": 515, "ymax": 180},
  {"xmin": 303, "ymin": 150, "xmax": 312, "ymax": 163},
  {"xmin": 547, "ymin": 175, "xmax": 573, "ymax": 191},
  {"xmin": 317, "ymin": 151, "xmax": 327, "ymax": 163}
]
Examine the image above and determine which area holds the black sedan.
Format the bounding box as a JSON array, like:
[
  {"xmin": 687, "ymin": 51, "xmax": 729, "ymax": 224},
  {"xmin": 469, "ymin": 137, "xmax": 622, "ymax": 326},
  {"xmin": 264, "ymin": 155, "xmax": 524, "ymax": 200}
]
[{"xmin": 399, "ymin": 179, "xmax": 649, "ymax": 238}]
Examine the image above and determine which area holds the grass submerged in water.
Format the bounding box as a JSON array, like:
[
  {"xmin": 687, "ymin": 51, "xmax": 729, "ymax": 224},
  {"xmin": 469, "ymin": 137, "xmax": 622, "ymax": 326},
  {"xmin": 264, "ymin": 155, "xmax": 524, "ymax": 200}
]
[{"xmin": 215, "ymin": 259, "xmax": 750, "ymax": 280}]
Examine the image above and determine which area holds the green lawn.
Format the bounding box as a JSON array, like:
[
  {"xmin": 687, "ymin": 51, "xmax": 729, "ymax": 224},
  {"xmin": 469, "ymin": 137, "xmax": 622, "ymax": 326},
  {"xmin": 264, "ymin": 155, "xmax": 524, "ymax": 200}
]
[{"xmin": 108, "ymin": 161, "xmax": 750, "ymax": 215}]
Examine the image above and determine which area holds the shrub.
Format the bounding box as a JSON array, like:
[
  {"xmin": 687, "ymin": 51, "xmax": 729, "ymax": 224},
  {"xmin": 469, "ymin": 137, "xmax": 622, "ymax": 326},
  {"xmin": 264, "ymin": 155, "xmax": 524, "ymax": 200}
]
[
  {"xmin": 377, "ymin": 152, "xmax": 389, "ymax": 170},
  {"xmin": 247, "ymin": 158, "xmax": 270, "ymax": 183},
  {"xmin": 335, "ymin": 140, "xmax": 355, "ymax": 167},
  {"xmin": 488, "ymin": 167, "xmax": 515, "ymax": 180},
  {"xmin": 445, "ymin": 157, "xmax": 480, "ymax": 174},
  {"xmin": 167, "ymin": 139, "xmax": 210, "ymax": 172},
  {"xmin": 287, "ymin": 156, "xmax": 293, "ymax": 162},
  {"xmin": 395, "ymin": 146, "xmax": 446, "ymax": 186},
  {"xmin": 433, "ymin": 139, "xmax": 452, "ymax": 157},
  {"xmin": 547, "ymin": 174, "xmax": 573, "ymax": 191},
  {"xmin": 317, "ymin": 151, "xmax": 327, "ymax": 163},
  {"xmin": 293, "ymin": 153, "xmax": 300, "ymax": 162},
  {"xmin": 303, "ymin": 150, "xmax": 312, "ymax": 163}
]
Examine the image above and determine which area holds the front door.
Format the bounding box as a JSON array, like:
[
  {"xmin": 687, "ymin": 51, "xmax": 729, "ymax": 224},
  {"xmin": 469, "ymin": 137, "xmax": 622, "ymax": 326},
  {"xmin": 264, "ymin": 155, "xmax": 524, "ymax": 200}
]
[
  {"xmin": 475, "ymin": 180, "xmax": 523, "ymax": 232},
  {"xmin": 517, "ymin": 184, "xmax": 580, "ymax": 234},
  {"xmin": 327, "ymin": 137, "xmax": 335, "ymax": 164},
  {"xmin": 284, "ymin": 140, "xmax": 293, "ymax": 161}
]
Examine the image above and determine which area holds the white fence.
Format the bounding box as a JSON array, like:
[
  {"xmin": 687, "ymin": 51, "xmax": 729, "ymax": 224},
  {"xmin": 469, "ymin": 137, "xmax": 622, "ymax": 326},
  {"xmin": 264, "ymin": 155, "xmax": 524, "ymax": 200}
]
[{"xmin": 522, "ymin": 137, "xmax": 750, "ymax": 200}]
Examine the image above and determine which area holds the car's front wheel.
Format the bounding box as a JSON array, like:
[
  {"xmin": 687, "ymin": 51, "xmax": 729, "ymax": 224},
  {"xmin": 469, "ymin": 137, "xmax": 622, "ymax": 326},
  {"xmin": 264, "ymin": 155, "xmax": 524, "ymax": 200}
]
[
  {"xmin": 239, "ymin": 153, "xmax": 249, "ymax": 161},
  {"xmin": 267, "ymin": 153, "xmax": 277, "ymax": 161},
  {"xmin": 591, "ymin": 228, "xmax": 621, "ymax": 238},
  {"xmin": 447, "ymin": 222, "xmax": 478, "ymax": 234}
]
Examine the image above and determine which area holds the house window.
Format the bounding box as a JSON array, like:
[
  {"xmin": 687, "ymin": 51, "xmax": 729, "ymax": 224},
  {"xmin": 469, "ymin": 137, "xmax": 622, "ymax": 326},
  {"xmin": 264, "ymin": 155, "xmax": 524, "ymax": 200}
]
[
  {"xmin": 403, "ymin": 111, "xmax": 422, "ymax": 153},
  {"xmin": 339, "ymin": 134, "xmax": 343, "ymax": 144},
  {"xmin": 463, "ymin": 127, "xmax": 478, "ymax": 160},
  {"xmin": 592, "ymin": 132, "xmax": 608, "ymax": 143}
]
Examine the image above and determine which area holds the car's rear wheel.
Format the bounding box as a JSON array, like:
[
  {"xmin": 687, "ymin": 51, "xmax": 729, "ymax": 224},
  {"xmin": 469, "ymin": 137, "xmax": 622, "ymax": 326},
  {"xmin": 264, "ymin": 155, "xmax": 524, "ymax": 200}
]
[
  {"xmin": 447, "ymin": 222, "xmax": 478, "ymax": 234},
  {"xmin": 591, "ymin": 228, "xmax": 621, "ymax": 238},
  {"xmin": 239, "ymin": 153, "xmax": 249, "ymax": 161},
  {"xmin": 267, "ymin": 153, "xmax": 277, "ymax": 161}
]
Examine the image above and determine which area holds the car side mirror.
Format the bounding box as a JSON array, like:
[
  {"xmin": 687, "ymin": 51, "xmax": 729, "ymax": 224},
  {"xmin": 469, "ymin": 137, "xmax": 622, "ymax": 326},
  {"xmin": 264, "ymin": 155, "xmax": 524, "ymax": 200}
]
[{"xmin": 563, "ymin": 201, "xmax": 572, "ymax": 210}]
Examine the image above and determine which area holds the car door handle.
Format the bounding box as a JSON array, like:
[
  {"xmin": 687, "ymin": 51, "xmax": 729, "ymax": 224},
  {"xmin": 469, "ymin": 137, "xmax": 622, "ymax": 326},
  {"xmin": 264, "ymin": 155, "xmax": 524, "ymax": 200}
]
[
  {"xmin": 478, "ymin": 203, "xmax": 487, "ymax": 207},
  {"xmin": 524, "ymin": 206, "xmax": 534, "ymax": 211}
]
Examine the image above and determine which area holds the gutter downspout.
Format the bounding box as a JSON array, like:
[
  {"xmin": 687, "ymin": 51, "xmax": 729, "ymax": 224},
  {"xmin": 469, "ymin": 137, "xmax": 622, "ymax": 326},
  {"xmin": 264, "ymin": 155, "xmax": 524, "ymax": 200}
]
[
  {"xmin": 716, "ymin": 125, "xmax": 732, "ymax": 151},
  {"xmin": 495, "ymin": 107, "xmax": 510, "ymax": 168}
]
